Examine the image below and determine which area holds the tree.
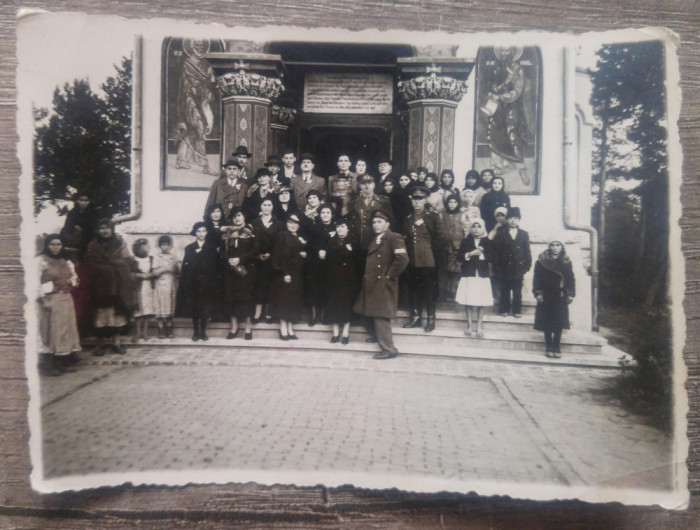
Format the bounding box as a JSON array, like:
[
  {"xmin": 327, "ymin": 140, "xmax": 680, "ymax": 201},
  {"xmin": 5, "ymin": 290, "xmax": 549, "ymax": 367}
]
[
  {"xmin": 34, "ymin": 57, "xmax": 132, "ymax": 216},
  {"xmin": 589, "ymin": 40, "xmax": 668, "ymax": 307}
]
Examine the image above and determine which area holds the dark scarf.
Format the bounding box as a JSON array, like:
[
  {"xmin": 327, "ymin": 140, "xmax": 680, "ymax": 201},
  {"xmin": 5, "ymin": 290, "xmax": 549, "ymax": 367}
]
[{"xmin": 537, "ymin": 248, "xmax": 571, "ymax": 279}]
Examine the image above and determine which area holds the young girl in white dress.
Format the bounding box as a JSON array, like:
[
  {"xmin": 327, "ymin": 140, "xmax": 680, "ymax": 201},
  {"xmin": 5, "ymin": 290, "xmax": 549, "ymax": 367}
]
[
  {"xmin": 455, "ymin": 218, "xmax": 493, "ymax": 337},
  {"xmin": 132, "ymin": 238, "xmax": 155, "ymax": 341}
]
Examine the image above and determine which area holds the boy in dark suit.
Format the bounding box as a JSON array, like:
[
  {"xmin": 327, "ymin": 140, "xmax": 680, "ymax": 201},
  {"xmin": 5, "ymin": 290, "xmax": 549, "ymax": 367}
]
[{"xmin": 492, "ymin": 207, "xmax": 532, "ymax": 317}]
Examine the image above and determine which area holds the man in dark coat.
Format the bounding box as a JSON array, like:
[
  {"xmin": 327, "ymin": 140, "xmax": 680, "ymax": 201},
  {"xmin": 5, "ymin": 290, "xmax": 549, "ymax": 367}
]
[
  {"xmin": 402, "ymin": 186, "xmax": 448, "ymax": 332},
  {"xmin": 205, "ymin": 159, "xmax": 248, "ymax": 220},
  {"xmin": 492, "ymin": 207, "xmax": 532, "ymax": 317},
  {"xmin": 348, "ymin": 175, "xmax": 393, "ymax": 250},
  {"xmin": 231, "ymin": 145, "xmax": 253, "ymax": 184},
  {"xmin": 376, "ymin": 157, "xmax": 395, "ymax": 187},
  {"xmin": 328, "ymin": 153, "xmax": 358, "ymax": 196},
  {"xmin": 290, "ymin": 153, "xmax": 327, "ymax": 209},
  {"xmin": 353, "ymin": 210, "xmax": 409, "ymax": 359}
]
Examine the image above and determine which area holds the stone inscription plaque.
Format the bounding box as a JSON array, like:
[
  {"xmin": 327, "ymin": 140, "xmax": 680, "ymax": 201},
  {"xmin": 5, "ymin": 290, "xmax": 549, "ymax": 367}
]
[{"xmin": 304, "ymin": 72, "xmax": 393, "ymax": 114}]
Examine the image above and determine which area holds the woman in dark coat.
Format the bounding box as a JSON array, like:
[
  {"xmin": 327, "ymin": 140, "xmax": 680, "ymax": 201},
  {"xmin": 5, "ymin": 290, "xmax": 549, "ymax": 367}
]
[
  {"xmin": 176, "ymin": 221, "xmax": 220, "ymax": 341},
  {"xmin": 324, "ymin": 217, "xmax": 362, "ymax": 344},
  {"xmin": 250, "ymin": 196, "xmax": 283, "ymax": 323},
  {"xmin": 301, "ymin": 202, "xmax": 335, "ymax": 326},
  {"xmin": 242, "ymin": 167, "xmax": 278, "ymax": 222},
  {"xmin": 203, "ymin": 203, "xmax": 230, "ymax": 251},
  {"xmin": 84, "ymin": 218, "xmax": 137, "ymax": 355},
  {"xmin": 479, "ymin": 175, "xmax": 511, "ymax": 232},
  {"xmin": 533, "ymin": 236, "xmax": 576, "ymax": 358},
  {"xmin": 221, "ymin": 207, "xmax": 259, "ymax": 340},
  {"xmin": 269, "ymin": 213, "xmax": 307, "ymax": 340}
]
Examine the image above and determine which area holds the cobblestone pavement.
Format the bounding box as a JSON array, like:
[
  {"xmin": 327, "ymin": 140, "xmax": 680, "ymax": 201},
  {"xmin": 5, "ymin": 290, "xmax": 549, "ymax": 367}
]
[{"xmin": 39, "ymin": 347, "xmax": 673, "ymax": 492}]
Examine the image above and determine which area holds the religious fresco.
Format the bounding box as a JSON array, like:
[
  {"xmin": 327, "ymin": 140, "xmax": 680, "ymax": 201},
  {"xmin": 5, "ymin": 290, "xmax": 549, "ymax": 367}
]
[
  {"xmin": 162, "ymin": 37, "xmax": 225, "ymax": 190},
  {"xmin": 474, "ymin": 46, "xmax": 542, "ymax": 194}
]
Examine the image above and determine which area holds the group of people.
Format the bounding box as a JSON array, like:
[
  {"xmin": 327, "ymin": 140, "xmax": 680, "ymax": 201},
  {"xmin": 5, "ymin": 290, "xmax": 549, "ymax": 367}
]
[{"xmin": 36, "ymin": 146, "xmax": 576, "ymax": 375}]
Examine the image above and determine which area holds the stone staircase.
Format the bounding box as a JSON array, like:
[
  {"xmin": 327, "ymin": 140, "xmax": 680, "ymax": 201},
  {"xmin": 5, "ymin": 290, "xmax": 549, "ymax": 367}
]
[{"xmin": 129, "ymin": 302, "xmax": 627, "ymax": 368}]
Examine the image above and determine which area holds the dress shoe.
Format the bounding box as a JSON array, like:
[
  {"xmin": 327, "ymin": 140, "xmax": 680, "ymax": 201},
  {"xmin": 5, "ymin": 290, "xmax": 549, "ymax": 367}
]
[
  {"xmin": 279, "ymin": 331, "xmax": 289, "ymax": 341},
  {"xmin": 308, "ymin": 315, "xmax": 317, "ymax": 327},
  {"xmin": 373, "ymin": 350, "xmax": 397, "ymax": 360},
  {"xmin": 226, "ymin": 330, "xmax": 239, "ymax": 339},
  {"xmin": 340, "ymin": 336, "xmax": 349, "ymax": 345},
  {"xmin": 166, "ymin": 326, "xmax": 175, "ymax": 338},
  {"xmin": 113, "ymin": 344, "xmax": 127, "ymax": 355},
  {"xmin": 265, "ymin": 316, "xmax": 274, "ymax": 324},
  {"xmin": 244, "ymin": 332, "xmax": 252, "ymax": 341},
  {"xmin": 252, "ymin": 317, "xmax": 260, "ymax": 325},
  {"xmin": 402, "ymin": 313, "xmax": 422, "ymax": 328},
  {"xmin": 288, "ymin": 334, "xmax": 298, "ymax": 340},
  {"xmin": 424, "ymin": 316, "xmax": 436, "ymax": 332},
  {"xmin": 365, "ymin": 336, "xmax": 378, "ymax": 343},
  {"xmin": 92, "ymin": 345, "xmax": 106, "ymax": 356},
  {"xmin": 330, "ymin": 335, "xmax": 340, "ymax": 343},
  {"xmin": 191, "ymin": 333, "xmax": 200, "ymax": 342},
  {"xmin": 200, "ymin": 332, "xmax": 209, "ymax": 341}
]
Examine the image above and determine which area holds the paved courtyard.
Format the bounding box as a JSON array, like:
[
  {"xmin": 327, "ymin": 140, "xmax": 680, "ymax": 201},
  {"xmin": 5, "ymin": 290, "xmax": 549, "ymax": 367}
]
[{"xmin": 38, "ymin": 347, "xmax": 673, "ymax": 493}]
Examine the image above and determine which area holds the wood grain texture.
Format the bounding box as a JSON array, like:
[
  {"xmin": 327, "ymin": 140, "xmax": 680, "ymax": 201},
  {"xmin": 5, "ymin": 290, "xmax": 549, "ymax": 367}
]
[{"xmin": 1, "ymin": 0, "xmax": 699, "ymax": 527}]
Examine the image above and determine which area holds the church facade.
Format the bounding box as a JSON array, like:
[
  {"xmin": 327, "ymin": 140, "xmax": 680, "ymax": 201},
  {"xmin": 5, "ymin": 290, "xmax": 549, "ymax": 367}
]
[{"xmin": 119, "ymin": 34, "xmax": 596, "ymax": 330}]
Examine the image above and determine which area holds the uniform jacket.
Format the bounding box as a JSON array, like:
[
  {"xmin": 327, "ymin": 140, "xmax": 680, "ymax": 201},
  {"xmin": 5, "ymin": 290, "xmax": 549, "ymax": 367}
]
[
  {"xmin": 402, "ymin": 208, "xmax": 448, "ymax": 268},
  {"xmin": 348, "ymin": 194, "xmax": 393, "ymax": 249},
  {"xmin": 205, "ymin": 177, "xmax": 249, "ymax": 219},
  {"xmin": 353, "ymin": 230, "xmax": 409, "ymax": 318},
  {"xmin": 492, "ymin": 227, "xmax": 532, "ymax": 280},
  {"xmin": 457, "ymin": 235, "xmax": 492, "ymax": 278},
  {"xmin": 328, "ymin": 172, "xmax": 358, "ymax": 196},
  {"xmin": 290, "ymin": 174, "xmax": 327, "ymax": 208}
]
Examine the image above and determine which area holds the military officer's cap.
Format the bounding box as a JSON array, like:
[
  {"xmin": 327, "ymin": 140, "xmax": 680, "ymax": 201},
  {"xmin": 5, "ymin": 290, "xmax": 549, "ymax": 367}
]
[
  {"xmin": 409, "ymin": 186, "xmax": 430, "ymax": 199},
  {"xmin": 372, "ymin": 210, "xmax": 392, "ymax": 223},
  {"xmin": 359, "ymin": 175, "xmax": 375, "ymax": 184}
]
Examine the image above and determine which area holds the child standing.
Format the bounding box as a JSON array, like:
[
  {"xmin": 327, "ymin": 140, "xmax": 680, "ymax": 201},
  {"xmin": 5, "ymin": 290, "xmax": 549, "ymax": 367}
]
[
  {"xmin": 132, "ymin": 238, "xmax": 155, "ymax": 341},
  {"xmin": 152, "ymin": 235, "xmax": 179, "ymax": 338},
  {"xmin": 442, "ymin": 195, "xmax": 466, "ymax": 300},
  {"xmin": 533, "ymin": 236, "xmax": 575, "ymax": 358},
  {"xmin": 492, "ymin": 207, "xmax": 532, "ymax": 318},
  {"xmin": 455, "ymin": 218, "xmax": 493, "ymax": 337}
]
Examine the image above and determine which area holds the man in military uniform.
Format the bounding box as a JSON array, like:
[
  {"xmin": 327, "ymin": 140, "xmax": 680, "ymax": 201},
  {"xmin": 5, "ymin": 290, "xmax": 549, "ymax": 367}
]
[
  {"xmin": 328, "ymin": 153, "xmax": 358, "ymax": 196},
  {"xmin": 205, "ymin": 159, "xmax": 248, "ymax": 219},
  {"xmin": 402, "ymin": 186, "xmax": 447, "ymax": 332},
  {"xmin": 353, "ymin": 210, "xmax": 409, "ymax": 360},
  {"xmin": 348, "ymin": 175, "xmax": 393, "ymax": 250}
]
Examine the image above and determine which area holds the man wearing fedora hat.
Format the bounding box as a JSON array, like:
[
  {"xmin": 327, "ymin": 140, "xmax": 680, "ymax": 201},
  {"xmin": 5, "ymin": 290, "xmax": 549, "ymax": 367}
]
[
  {"xmin": 205, "ymin": 159, "xmax": 249, "ymax": 220},
  {"xmin": 348, "ymin": 174, "xmax": 393, "ymax": 250},
  {"xmin": 290, "ymin": 152, "xmax": 326, "ymax": 209},
  {"xmin": 231, "ymin": 145, "xmax": 253, "ymax": 184},
  {"xmin": 376, "ymin": 157, "xmax": 396, "ymax": 187},
  {"xmin": 402, "ymin": 186, "xmax": 447, "ymax": 332},
  {"xmin": 353, "ymin": 210, "xmax": 409, "ymax": 360}
]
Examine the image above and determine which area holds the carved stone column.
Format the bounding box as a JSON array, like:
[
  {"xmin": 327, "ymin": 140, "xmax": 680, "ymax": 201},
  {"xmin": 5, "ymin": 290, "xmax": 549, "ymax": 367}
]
[
  {"xmin": 269, "ymin": 105, "xmax": 297, "ymax": 157},
  {"xmin": 208, "ymin": 54, "xmax": 285, "ymax": 172},
  {"xmin": 398, "ymin": 58, "xmax": 474, "ymax": 174}
]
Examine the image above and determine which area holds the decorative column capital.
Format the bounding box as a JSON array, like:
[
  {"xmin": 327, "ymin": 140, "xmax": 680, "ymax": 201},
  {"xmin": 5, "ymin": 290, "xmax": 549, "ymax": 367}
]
[
  {"xmin": 216, "ymin": 71, "xmax": 285, "ymax": 101},
  {"xmin": 271, "ymin": 105, "xmax": 297, "ymax": 126},
  {"xmin": 398, "ymin": 73, "xmax": 468, "ymax": 103}
]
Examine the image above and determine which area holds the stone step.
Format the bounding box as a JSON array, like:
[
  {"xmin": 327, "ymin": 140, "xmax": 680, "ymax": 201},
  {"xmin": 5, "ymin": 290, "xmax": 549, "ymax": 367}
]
[
  {"xmin": 117, "ymin": 336, "xmax": 625, "ymax": 369},
  {"xmin": 395, "ymin": 310, "xmax": 535, "ymax": 330},
  {"xmin": 169, "ymin": 320, "xmax": 605, "ymax": 355}
]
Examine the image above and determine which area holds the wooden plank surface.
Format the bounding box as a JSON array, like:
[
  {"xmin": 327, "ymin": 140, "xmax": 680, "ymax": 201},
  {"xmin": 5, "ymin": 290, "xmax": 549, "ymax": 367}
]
[{"xmin": 1, "ymin": 1, "xmax": 699, "ymax": 527}]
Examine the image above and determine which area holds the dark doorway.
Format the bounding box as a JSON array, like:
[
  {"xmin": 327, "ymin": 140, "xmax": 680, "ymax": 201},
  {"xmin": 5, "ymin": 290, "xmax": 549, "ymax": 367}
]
[{"xmin": 299, "ymin": 126, "xmax": 392, "ymax": 178}]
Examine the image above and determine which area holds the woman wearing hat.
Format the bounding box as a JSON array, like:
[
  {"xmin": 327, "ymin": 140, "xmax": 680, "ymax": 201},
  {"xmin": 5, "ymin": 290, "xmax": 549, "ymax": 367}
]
[
  {"xmin": 302, "ymin": 202, "xmax": 336, "ymax": 326},
  {"xmin": 269, "ymin": 213, "xmax": 308, "ymax": 340},
  {"xmin": 176, "ymin": 221, "xmax": 220, "ymax": 341},
  {"xmin": 243, "ymin": 167, "xmax": 278, "ymax": 221},
  {"xmin": 250, "ymin": 196, "xmax": 284, "ymax": 324},
  {"xmin": 85, "ymin": 218, "xmax": 137, "ymax": 355},
  {"xmin": 324, "ymin": 217, "xmax": 362, "ymax": 344},
  {"xmin": 533, "ymin": 236, "xmax": 575, "ymax": 358},
  {"xmin": 273, "ymin": 185, "xmax": 300, "ymax": 222}
]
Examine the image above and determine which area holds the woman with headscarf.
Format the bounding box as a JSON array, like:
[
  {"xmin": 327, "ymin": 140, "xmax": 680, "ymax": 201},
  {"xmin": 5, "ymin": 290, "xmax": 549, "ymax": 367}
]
[
  {"xmin": 379, "ymin": 177, "xmax": 407, "ymax": 231},
  {"xmin": 438, "ymin": 169, "xmax": 460, "ymax": 203},
  {"xmin": 250, "ymin": 196, "xmax": 283, "ymax": 324},
  {"xmin": 84, "ymin": 218, "xmax": 137, "ymax": 355},
  {"xmin": 533, "ymin": 236, "xmax": 576, "ymax": 358},
  {"xmin": 477, "ymin": 168, "xmax": 496, "ymax": 206},
  {"xmin": 455, "ymin": 218, "xmax": 493, "ymax": 338},
  {"xmin": 479, "ymin": 175, "xmax": 511, "ymax": 232},
  {"xmin": 463, "ymin": 170, "xmax": 485, "ymax": 207},
  {"xmin": 269, "ymin": 213, "xmax": 308, "ymax": 340},
  {"xmin": 423, "ymin": 173, "xmax": 444, "ymax": 216},
  {"xmin": 442, "ymin": 194, "xmax": 466, "ymax": 300},
  {"xmin": 176, "ymin": 221, "xmax": 220, "ymax": 341},
  {"xmin": 221, "ymin": 207, "xmax": 259, "ymax": 340},
  {"xmin": 36, "ymin": 234, "xmax": 82, "ymax": 376}
]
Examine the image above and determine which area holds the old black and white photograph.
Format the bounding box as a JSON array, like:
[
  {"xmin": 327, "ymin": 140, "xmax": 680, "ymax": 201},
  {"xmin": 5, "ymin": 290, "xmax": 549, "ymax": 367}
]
[{"xmin": 17, "ymin": 12, "xmax": 687, "ymax": 507}]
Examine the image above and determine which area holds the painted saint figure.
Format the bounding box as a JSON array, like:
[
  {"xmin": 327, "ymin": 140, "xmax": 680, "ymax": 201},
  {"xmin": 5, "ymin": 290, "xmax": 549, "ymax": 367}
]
[{"xmin": 175, "ymin": 38, "xmax": 218, "ymax": 176}]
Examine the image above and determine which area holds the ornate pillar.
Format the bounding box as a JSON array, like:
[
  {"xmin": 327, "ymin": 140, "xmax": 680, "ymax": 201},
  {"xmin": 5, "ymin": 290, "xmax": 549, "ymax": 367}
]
[
  {"xmin": 269, "ymin": 105, "xmax": 297, "ymax": 157},
  {"xmin": 208, "ymin": 54, "xmax": 285, "ymax": 172},
  {"xmin": 397, "ymin": 59, "xmax": 474, "ymax": 174}
]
